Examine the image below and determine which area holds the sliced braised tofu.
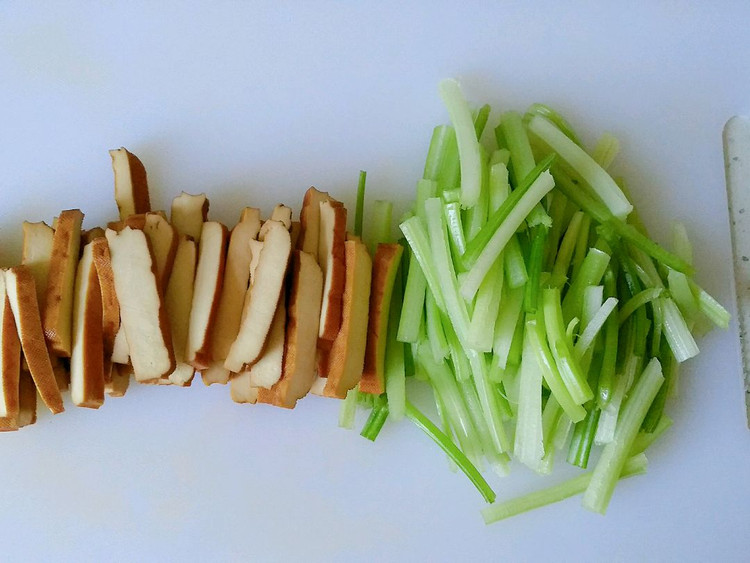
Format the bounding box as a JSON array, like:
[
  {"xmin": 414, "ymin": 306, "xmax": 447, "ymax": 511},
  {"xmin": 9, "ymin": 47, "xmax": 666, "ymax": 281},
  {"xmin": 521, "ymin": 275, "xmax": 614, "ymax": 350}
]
[
  {"xmin": 0, "ymin": 274, "xmax": 21, "ymax": 419},
  {"xmin": 318, "ymin": 200, "xmax": 347, "ymax": 341},
  {"xmin": 43, "ymin": 209, "xmax": 84, "ymax": 357},
  {"xmin": 142, "ymin": 213, "xmax": 178, "ymax": 292},
  {"xmin": 16, "ymin": 371, "xmax": 37, "ymax": 428},
  {"xmin": 229, "ymin": 371, "xmax": 259, "ymax": 404},
  {"xmin": 106, "ymin": 227, "xmax": 175, "ymax": 382},
  {"xmin": 90, "ymin": 237, "xmax": 120, "ymax": 381},
  {"xmin": 257, "ymin": 251, "xmax": 323, "ymax": 408},
  {"xmin": 290, "ymin": 221, "xmax": 301, "ymax": 249},
  {"xmin": 106, "ymin": 362, "xmax": 131, "ymax": 397},
  {"xmin": 111, "ymin": 325, "xmax": 130, "ymax": 365},
  {"xmin": 360, "ymin": 243, "xmax": 403, "ymax": 395},
  {"xmin": 323, "ymin": 240, "xmax": 372, "ymax": 399},
  {"xmin": 258, "ymin": 204, "xmax": 292, "ymax": 239},
  {"xmin": 4, "ymin": 267, "xmax": 64, "ymax": 414},
  {"xmin": 203, "ymin": 209, "xmax": 261, "ymax": 385},
  {"xmin": 69, "ymin": 242, "xmax": 105, "ymax": 409},
  {"xmin": 171, "ymin": 192, "xmax": 208, "ymax": 243},
  {"xmin": 224, "ymin": 221, "xmax": 291, "ymax": 372},
  {"xmin": 297, "ymin": 187, "xmax": 332, "ymax": 255},
  {"xmin": 21, "ymin": 221, "xmax": 55, "ymax": 310},
  {"xmin": 187, "ymin": 221, "xmax": 228, "ymax": 371},
  {"xmin": 248, "ymin": 293, "xmax": 286, "ymax": 388},
  {"xmin": 165, "ymin": 236, "xmax": 197, "ymax": 386},
  {"xmin": 111, "ymin": 147, "xmax": 151, "ymax": 220}
]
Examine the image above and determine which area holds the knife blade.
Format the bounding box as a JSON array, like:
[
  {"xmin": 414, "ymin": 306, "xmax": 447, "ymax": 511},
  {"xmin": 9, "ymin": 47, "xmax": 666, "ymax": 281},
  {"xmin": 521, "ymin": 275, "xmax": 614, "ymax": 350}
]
[{"xmin": 723, "ymin": 116, "xmax": 750, "ymax": 427}]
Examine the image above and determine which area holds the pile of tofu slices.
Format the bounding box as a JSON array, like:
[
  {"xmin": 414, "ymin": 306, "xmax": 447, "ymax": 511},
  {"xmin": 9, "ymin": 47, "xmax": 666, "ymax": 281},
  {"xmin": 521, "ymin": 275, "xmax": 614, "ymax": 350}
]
[{"xmin": 0, "ymin": 148, "xmax": 403, "ymax": 430}]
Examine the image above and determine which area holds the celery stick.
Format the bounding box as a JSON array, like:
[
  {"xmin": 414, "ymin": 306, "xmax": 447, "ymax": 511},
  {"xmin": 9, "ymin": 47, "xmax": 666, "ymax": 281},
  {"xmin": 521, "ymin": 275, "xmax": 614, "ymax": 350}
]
[
  {"xmin": 424, "ymin": 125, "xmax": 453, "ymax": 182},
  {"xmin": 397, "ymin": 256, "xmax": 427, "ymax": 343},
  {"xmin": 489, "ymin": 160, "xmax": 510, "ymax": 213},
  {"xmin": 545, "ymin": 190, "xmax": 570, "ymax": 269},
  {"xmin": 660, "ymin": 297, "xmax": 699, "ymax": 362},
  {"xmin": 444, "ymin": 202, "xmax": 467, "ymax": 258},
  {"xmin": 492, "ymin": 284, "xmax": 525, "ymax": 370},
  {"xmin": 461, "ymin": 170, "xmax": 556, "ymax": 301},
  {"xmin": 504, "ymin": 236, "xmax": 529, "ymax": 288},
  {"xmin": 433, "ymin": 389, "xmax": 459, "ymax": 472},
  {"xmin": 437, "ymin": 127, "xmax": 460, "ymax": 192},
  {"xmin": 468, "ymin": 255, "xmax": 504, "ymax": 352},
  {"xmin": 474, "ymin": 104, "xmax": 492, "ymax": 139},
  {"xmin": 416, "ymin": 178, "xmax": 438, "ymax": 218},
  {"xmin": 458, "ymin": 376, "xmax": 497, "ymax": 458},
  {"xmin": 528, "ymin": 114, "xmax": 632, "ymax": 219},
  {"xmin": 468, "ymin": 349, "xmax": 512, "ymax": 455},
  {"xmin": 355, "ymin": 170, "xmax": 367, "ymax": 238},
  {"xmin": 642, "ymin": 344, "xmax": 675, "ymax": 432},
  {"xmin": 507, "ymin": 309, "xmax": 526, "ymax": 367},
  {"xmin": 405, "ymin": 400, "xmax": 496, "ymax": 504},
  {"xmin": 575, "ymin": 298, "xmax": 618, "ymax": 357},
  {"xmin": 442, "ymin": 188, "xmax": 461, "ymax": 204},
  {"xmin": 361, "ymin": 396, "xmax": 389, "ymax": 441},
  {"xmin": 525, "ymin": 103, "xmax": 584, "ymax": 146},
  {"xmin": 583, "ymin": 358, "xmax": 664, "ymax": 514},
  {"xmin": 541, "ymin": 394, "xmax": 563, "ymax": 453},
  {"xmin": 631, "ymin": 415, "xmax": 673, "ymax": 455},
  {"xmin": 464, "ymin": 146, "xmax": 490, "ymax": 240},
  {"xmin": 553, "ymin": 412, "xmax": 574, "ymax": 452},
  {"xmin": 425, "ymin": 291, "xmax": 450, "ymax": 362},
  {"xmin": 385, "ymin": 268, "xmax": 406, "ymax": 422},
  {"xmin": 524, "ymin": 225, "xmax": 549, "ymax": 314},
  {"xmin": 400, "ymin": 215, "xmax": 446, "ymax": 311},
  {"xmin": 490, "ymin": 148, "xmax": 511, "ymax": 167},
  {"xmin": 592, "ymin": 133, "xmax": 620, "ymax": 170},
  {"xmin": 597, "ymin": 275, "xmax": 619, "ymax": 409},
  {"xmin": 667, "ymin": 269, "xmax": 699, "ymax": 325},
  {"xmin": 526, "ymin": 317, "xmax": 586, "ymax": 422},
  {"xmin": 561, "ymin": 247, "xmax": 611, "ymax": 324},
  {"xmin": 571, "ymin": 213, "xmax": 592, "ymax": 281},
  {"xmin": 550, "ymin": 211, "xmax": 584, "ymax": 287},
  {"xmin": 482, "ymin": 453, "xmax": 648, "ymax": 524},
  {"xmin": 439, "ymin": 79, "xmax": 482, "ymax": 208},
  {"xmin": 618, "ymin": 287, "xmax": 663, "ymax": 326},
  {"xmin": 671, "ymin": 221, "xmax": 693, "ymax": 266},
  {"xmin": 445, "ymin": 322, "xmax": 471, "ymax": 381},
  {"xmin": 515, "ymin": 332, "xmax": 546, "ymax": 472},
  {"xmin": 694, "ymin": 286, "xmax": 730, "ymax": 329},
  {"xmin": 567, "ymin": 407, "xmax": 601, "ymax": 469},
  {"xmin": 339, "ymin": 388, "xmax": 359, "ymax": 429}
]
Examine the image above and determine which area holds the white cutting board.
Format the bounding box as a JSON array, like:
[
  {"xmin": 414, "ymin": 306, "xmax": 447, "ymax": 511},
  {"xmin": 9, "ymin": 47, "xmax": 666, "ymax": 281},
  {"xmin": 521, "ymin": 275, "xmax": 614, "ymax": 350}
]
[{"xmin": 0, "ymin": 3, "xmax": 748, "ymax": 561}]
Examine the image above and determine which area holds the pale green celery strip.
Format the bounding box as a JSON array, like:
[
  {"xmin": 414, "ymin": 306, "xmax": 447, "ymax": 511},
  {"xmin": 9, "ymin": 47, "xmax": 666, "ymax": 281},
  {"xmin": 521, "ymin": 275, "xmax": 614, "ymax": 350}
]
[
  {"xmin": 571, "ymin": 213, "xmax": 592, "ymax": 281},
  {"xmin": 483, "ymin": 453, "xmax": 648, "ymax": 524},
  {"xmin": 543, "ymin": 288, "xmax": 593, "ymax": 405},
  {"xmin": 474, "ymin": 104, "xmax": 492, "ymax": 139},
  {"xmin": 552, "ymin": 412, "xmax": 574, "ymax": 451},
  {"xmin": 368, "ymin": 200, "xmax": 393, "ymax": 254},
  {"xmin": 433, "ymin": 389, "xmax": 459, "ymax": 472},
  {"xmin": 468, "ymin": 255, "xmax": 504, "ymax": 352},
  {"xmin": 668, "ymin": 269, "xmax": 699, "ymax": 325},
  {"xmin": 444, "ymin": 202, "xmax": 467, "ymax": 258},
  {"xmin": 694, "ymin": 286, "xmax": 731, "ymax": 329},
  {"xmin": 541, "ymin": 394, "xmax": 563, "ymax": 453},
  {"xmin": 458, "ymin": 376, "xmax": 497, "ymax": 459},
  {"xmin": 437, "ymin": 127, "xmax": 460, "ymax": 192},
  {"xmin": 514, "ymin": 332, "xmax": 545, "ymax": 472},
  {"xmin": 489, "ymin": 161, "xmax": 510, "ymax": 213},
  {"xmin": 592, "ymin": 133, "xmax": 620, "ymax": 170},
  {"xmin": 650, "ymin": 297, "xmax": 664, "ymax": 359},
  {"xmin": 504, "ymin": 236, "xmax": 529, "ymax": 288},
  {"xmin": 492, "ymin": 285, "xmax": 525, "ymax": 371},
  {"xmin": 501, "ymin": 364, "xmax": 521, "ymax": 413},
  {"xmin": 460, "ymin": 171, "xmax": 556, "ymax": 301},
  {"xmin": 630, "ymin": 415, "xmax": 673, "ymax": 455},
  {"xmin": 660, "ymin": 297, "xmax": 699, "ymax": 362},
  {"xmin": 445, "ymin": 321, "xmax": 471, "ymax": 381},
  {"xmin": 397, "ymin": 256, "xmax": 427, "ymax": 343},
  {"xmin": 424, "ymin": 125, "xmax": 454, "ymax": 182},
  {"xmin": 526, "ymin": 317, "xmax": 586, "ymax": 422},
  {"xmin": 671, "ymin": 221, "xmax": 693, "ymax": 266},
  {"xmin": 355, "ymin": 170, "xmax": 367, "ymax": 238},
  {"xmin": 628, "ymin": 246, "xmax": 665, "ymax": 289},
  {"xmin": 416, "ymin": 179, "xmax": 438, "ymax": 219},
  {"xmin": 424, "ymin": 197, "xmax": 471, "ymax": 338},
  {"xmin": 525, "ymin": 103, "xmax": 584, "ymax": 146},
  {"xmin": 439, "ymin": 79, "xmax": 482, "ymax": 208},
  {"xmin": 561, "ymin": 247, "xmax": 611, "ymax": 324},
  {"xmin": 575, "ymin": 297, "xmax": 618, "ymax": 357},
  {"xmin": 442, "ymin": 188, "xmax": 461, "ymax": 204},
  {"xmin": 425, "ymin": 291, "xmax": 450, "ymax": 362},
  {"xmin": 464, "ymin": 146, "xmax": 490, "ymax": 240},
  {"xmin": 618, "ymin": 287, "xmax": 664, "ymax": 326},
  {"xmin": 581, "ymin": 286, "xmax": 604, "ymax": 329},
  {"xmin": 468, "ymin": 349, "xmax": 511, "ymax": 455},
  {"xmin": 490, "ymin": 148, "xmax": 511, "ymax": 167},
  {"xmin": 400, "ymin": 215, "xmax": 446, "ymax": 311},
  {"xmin": 385, "ymin": 268, "xmax": 406, "ymax": 421},
  {"xmin": 583, "ymin": 358, "xmax": 664, "ymax": 514},
  {"xmin": 545, "ymin": 189, "xmax": 570, "ymax": 269},
  {"xmin": 338, "ymin": 388, "xmax": 359, "ymax": 429},
  {"xmin": 550, "ymin": 211, "xmax": 584, "ymax": 287},
  {"xmin": 527, "ymin": 114, "xmax": 632, "ymax": 219}
]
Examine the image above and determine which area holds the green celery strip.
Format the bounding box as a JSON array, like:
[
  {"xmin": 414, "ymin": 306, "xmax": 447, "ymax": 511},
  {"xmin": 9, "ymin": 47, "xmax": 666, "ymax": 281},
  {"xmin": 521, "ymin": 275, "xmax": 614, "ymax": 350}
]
[
  {"xmin": 405, "ymin": 400, "xmax": 496, "ymax": 504},
  {"xmin": 561, "ymin": 247, "xmax": 611, "ymax": 324},
  {"xmin": 368, "ymin": 200, "xmax": 393, "ymax": 254},
  {"xmin": 596, "ymin": 271, "xmax": 619, "ymax": 409},
  {"xmin": 660, "ymin": 297, "xmax": 699, "ymax": 362},
  {"xmin": 463, "ymin": 154, "xmax": 555, "ymax": 269},
  {"xmin": 361, "ymin": 396, "xmax": 389, "ymax": 441},
  {"xmin": 425, "ymin": 291, "xmax": 450, "ymax": 362},
  {"xmin": 397, "ymin": 256, "xmax": 427, "ymax": 343},
  {"xmin": 543, "ymin": 287, "xmax": 593, "ymax": 404},
  {"xmin": 489, "ymin": 160, "xmax": 510, "ymax": 213},
  {"xmin": 507, "ymin": 313, "xmax": 525, "ymax": 368},
  {"xmin": 667, "ymin": 270, "xmax": 699, "ymax": 325},
  {"xmin": 528, "ymin": 114, "xmax": 632, "ymax": 219},
  {"xmin": 504, "ymin": 236, "xmax": 529, "ymax": 288},
  {"xmin": 545, "ymin": 191, "xmax": 571, "ymax": 270},
  {"xmin": 468, "ymin": 255, "xmax": 504, "ymax": 352},
  {"xmin": 424, "ymin": 125, "xmax": 453, "ymax": 182},
  {"xmin": 338, "ymin": 388, "xmax": 359, "ymax": 429},
  {"xmin": 642, "ymin": 343, "xmax": 676, "ymax": 432},
  {"xmin": 541, "ymin": 395, "xmax": 563, "ymax": 453},
  {"xmin": 468, "ymin": 349, "xmax": 511, "ymax": 455},
  {"xmin": 671, "ymin": 221, "xmax": 693, "ymax": 266},
  {"xmin": 445, "ymin": 322, "xmax": 471, "ymax": 381},
  {"xmin": 526, "ymin": 317, "xmax": 586, "ymax": 422},
  {"xmin": 464, "ymin": 146, "xmax": 490, "ymax": 240},
  {"xmin": 567, "ymin": 407, "xmax": 601, "ymax": 469},
  {"xmin": 400, "ymin": 215, "xmax": 446, "ymax": 311},
  {"xmin": 525, "ymin": 103, "xmax": 584, "ymax": 146},
  {"xmin": 631, "ymin": 415, "xmax": 673, "ymax": 455},
  {"xmin": 444, "ymin": 202, "xmax": 467, "ymax": 258},
  {"xmin": 482, "ymin": 453, "xmax": 648, "ymax": 524},
  {"xmin": 439, "ymin": 79, "xmax": 482, "ymax": 208},
  {"xmin": 618, "ymin": 287, "xmax": 663, "ymax": 326},
  {"xmin": 695, "ymin": 286, "xmax": 730, "ymax": 329},
  {"xmin": 474, "ymin": 104, "xmax": 492, "ymax": 139},
  {"xmin": 550, "ymin": 211, "xmax": 584, "ymax": 287},
  {"xmin": 492, "ymin": 285, "xmax": 525, "ymax": 371},
  {"xmin": 592, "ymin": 133, "xmax": 620, "ymax": 170},
  {"xmin": 571, "ymin": 213, "xmax": 592, "ymax": 281},
  {"xmin": 461, "ymin": 170, "xmax": 556, "ymax": 301},
  {"xmin": 583, "ymin": 358, "xmax": 664, "ymax": 514},
  {"xmin": 432, "ymin": 390, "xmax": 459, "ymax": 472},
  {"xmin": 524, "ymin": 225, "xmax": 549, "ymax": 313},
  {"xmin": 354, "ymin": 170, "xmax": 367, "ymax": 238},
  {"xmin": 514, "ymin": 332, "xmax": 546, "ymax": 472},
  {"xmin": 442, "ymin": 188, "xmax": 460, "ymax": 203},
  {"xmin": 575, "ymin": 297, "xmax": 618, "ymax": 357},
  {"xmin": 385, "ymin": 267, "xmax": 406, "ymax": 422}
]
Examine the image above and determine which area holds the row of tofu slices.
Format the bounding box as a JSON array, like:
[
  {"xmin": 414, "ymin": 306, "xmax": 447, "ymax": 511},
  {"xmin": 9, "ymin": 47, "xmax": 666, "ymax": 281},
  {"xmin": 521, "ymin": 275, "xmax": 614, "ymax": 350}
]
[{"xmin": 0, "ymin": 148, "xmax": 402, "ymax": 430}]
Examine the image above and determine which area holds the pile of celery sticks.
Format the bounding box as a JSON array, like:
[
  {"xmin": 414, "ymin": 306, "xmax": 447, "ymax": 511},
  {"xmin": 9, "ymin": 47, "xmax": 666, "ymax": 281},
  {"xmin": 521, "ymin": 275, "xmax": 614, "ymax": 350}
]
[{"xmin": 341, "ymin": 79, "xmax": 729, "ymax": 523}]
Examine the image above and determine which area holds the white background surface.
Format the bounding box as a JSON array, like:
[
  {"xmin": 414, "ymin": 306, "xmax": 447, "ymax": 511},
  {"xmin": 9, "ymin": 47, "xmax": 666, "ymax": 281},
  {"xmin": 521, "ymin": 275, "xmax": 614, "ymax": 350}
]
[{"xmin": 1, "ymin": 2, "xmax": 749, "ymax": 561}]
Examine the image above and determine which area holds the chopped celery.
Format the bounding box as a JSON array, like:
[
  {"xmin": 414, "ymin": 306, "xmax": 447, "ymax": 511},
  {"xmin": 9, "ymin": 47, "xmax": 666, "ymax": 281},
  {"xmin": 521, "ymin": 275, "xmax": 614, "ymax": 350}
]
[
  {"xmin": 468, "ymin": 255, "xmax": 504, "ymax": 352},
  {"xmin": 514, "ymin": 332, "xmax": 546, "ymax": 472},
  {"xmin": 397, "ymin": 257, "xmax": 427, "ymax": 343},
  {"xmin": 575, "ymin": 297, "xmax": 618, "ymax": 357},
  {"xmin": 524, "ymin": 225, "xmax": 549, "ymax": 313},
  {"xmin": 596, "ymin": 275, "xmax": 619, "ymax": 409},
  {"xmin": 489, "ymin": 160, "xmax": 510, "ymax": 213},
  {"xmin": 439, "ymin": 79, "xmax": 482, "ymax": 208},
  {"xmin": 474, "ymin": 104, "xmax": 492, "ymax": 139},
  {"xmin": 444, "ymin": 202, "xmax": 467, "ymax": 258},
  {"xmin": 368, "ymin": 200, "xmax": 393, "ymax": 253},
  {"xmin": 464, "ymin": 146, "xmax": 490, "ymax": 240},
  {"xmin": 492, "ymin": 284, "xmax": 525, "ymax": 371},
  {"xmin": 661, "ymin": 297, "xmax": 699, "ymax": 362},
  {"xmin": 631, "ymin": 415, "xmax": 673, "ymax": 455},
  {"xmin": 545, "ymin": 190, "xmax": 570, "ymax": 269},
  {"xmin": 339, "ymin": 388, "xmax": 359, "ymax": 430},
  {"xmin": 385, "ymin": 268, "xmax": 407, "ymax": 422},
  {"xmin": 618, "ymin": 287, "xmax": 663, "ymax": 326},
  {"xmin": 550, "ymin": 210, "xmax": 584, "ymax": 287},
  {"xmin": 695, "ymin": 286, "xmax": 730, "ymax": 329},
  {"xmin": 425, "ymin": 291, "xmax": 450, "ymax": 362},
  {"xmin": 400, "ymin": 215, "xmax": 446, "ymax": 312},
  {"xmin": 667, "ymin": 269, "xmax": 699, "ymax": 325},
  {"xmin": 482, "ymin": 453, "xmax": 648, "ymax": 524},
  {"xmin": 671, "ymin": 221, "xmax": 693, "ymax": 266},
  {"xmin": 504, "ymin": 236, "xmax": 529, "ymax": 288},
  {"xmin": 592, "ymin": 133, "xmax": 620, "ymax": 170},
  {"xmin": 361, "ymin": 395, "xmax": 389, "ymax": 441},
  {"xmin": 561, "ymin": 247, "xmax": 611, "ymax": 323},
  {"xmin": 567, "ymin": 407, "xmax": 601, "ymax": 468},
  {"xmin": 583, "ymin": 358, "xmax": 664, "ymax": 514},
  {"xmin": 424, "ymin": 125, "xmax": 453, "ymax": 182},
  {"xmin": 571, "ymin": 213, "xmax": 592, "ymax": 281},
  {"xmin": 525, "ymin": 103, "xmax": 584, "ymax": 146},
  {"xmin": 355, "ymin": 170, "xmax": 367, "ymax": 237}
]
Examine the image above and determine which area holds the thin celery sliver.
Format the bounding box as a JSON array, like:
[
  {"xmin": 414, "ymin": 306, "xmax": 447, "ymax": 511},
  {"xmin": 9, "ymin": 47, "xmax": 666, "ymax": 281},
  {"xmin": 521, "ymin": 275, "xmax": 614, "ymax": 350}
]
[
  {"xmin": 661, "ymin": 297, "xmax": 699, "ymax": 362},
  {"xmin": 439, "ymin": 79, "xmax": 482, "ymax": 208},
  {"xmin": 474, "ymin": 104, "xmax": 492, "ymax": 139},
  {"xmin": 425, "ymin": 291, "xmax": 450, "ymax": 362},
  {"xmin": 504, "ymin": 235, "xmax": 529, "ymax": 288},
  {"xmin": 400, "ymin": 215, "xmax": 446, "ymax": 312},
  {"xmin": 671, "ymin": 221, "xmax": 693, "ymax": 266},
  {"xmin": 525, "ymin": 103, "xmax": 584, "ymax": 146},
  {"xmin": 550, "ymin": 210, "xmax": 584, "ymax": 287},
  {"xmin": 575, "ymin": 297, "xmax": 618, "ymax": 357},
  {"xmin": 354, "ymin": 170, "xmax": 367, "ymax": 238},
  {"xmin": 444, "ymin": 202, "xmax": 467, "ymax": 258},
  {"xmin": 492, "ymin": 284, "xmax": 525, "ymax": 371},
  {"xmin": 631, "ymin": 415, "xmax": 673, "ymax": 455},
  {"xmin": 482, "ymin": 453, "xmax": 648, "ymax": 524},
  {"xmin": 468, "ymin": 255, "xmax": 504, "ymax": 352},
  {"xmin": 385, "ymin": 268, "xmax": 407, "ymax": 422},
  {"xmin": 561, "ymin": 247, "xmax": 611, "ymax": 324},
  {"xmin": 668, "ymin": 269, "xmax": 699, "ymax": 324},
  {"xmin": 514, "ymin": 332, "xmax": 545, "ymax": 472},
  {"xmin": 583, "ymin": 358, "xmax": 664, "ymax": 514},
  {"xmin": 524, "ymin": 225, "xmax": 548, "ymax": 313},
  {"xmin": 338, "ymin": 388, "xmax": 359, "ymax": 429},
  {"xmin": 397, "ymin": 256, "xmax": 427, "ymax": 343},
  {"xmin": 618, "ymin": 287, "xmax": 663, "ymax": 326},
  {"xmin": 592, "ymin": 133, "xmax": 620, "ymax": 170},
  {"xmin": 424, "ymin": 125, "xmax": 453, "ymax": 182}
]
